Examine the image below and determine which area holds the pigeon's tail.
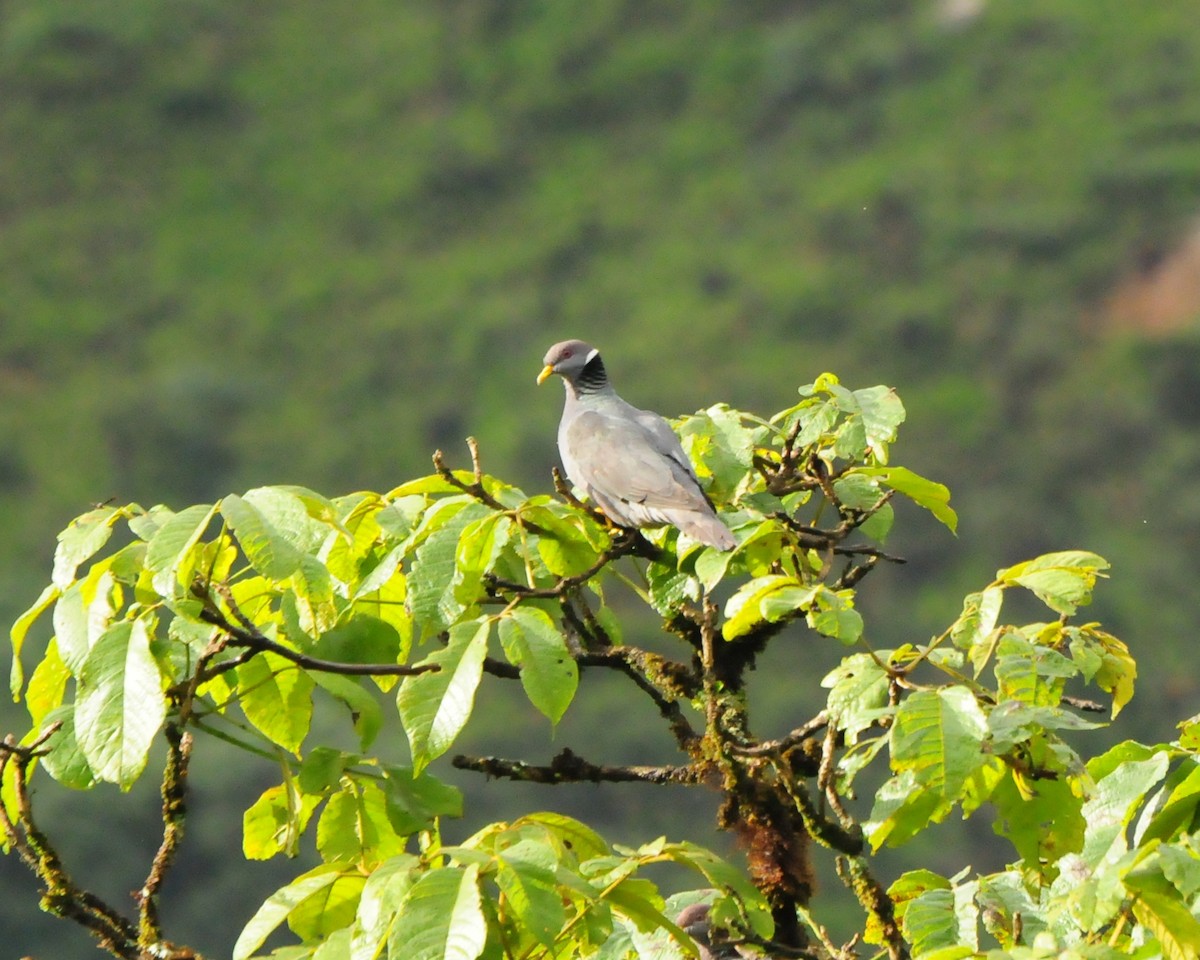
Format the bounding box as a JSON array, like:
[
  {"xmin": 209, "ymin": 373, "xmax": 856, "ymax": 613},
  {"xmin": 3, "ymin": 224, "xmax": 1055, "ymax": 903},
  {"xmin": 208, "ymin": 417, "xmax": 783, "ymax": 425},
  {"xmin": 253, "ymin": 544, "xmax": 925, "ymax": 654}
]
[{"xmin": 672, "ymin": 511, "xmax": 737, "ymax": 551}]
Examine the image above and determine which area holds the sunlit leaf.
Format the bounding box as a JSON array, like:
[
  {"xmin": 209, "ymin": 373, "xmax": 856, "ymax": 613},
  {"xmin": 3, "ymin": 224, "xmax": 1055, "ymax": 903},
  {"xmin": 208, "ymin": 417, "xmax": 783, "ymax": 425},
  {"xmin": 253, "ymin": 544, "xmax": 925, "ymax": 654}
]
[
  {"xmin": 233, "ymin": 866, "xmax": 353, "ymax": 960},
  {"xmin": 238, "ymin": 651, "xmax": 315, "ymax": 754},
  {"xmin": 52, "ymin": 505, "xmax": 121, "ymax": 588},
  {"xmin": 997, "ymin": 551, "xmax": 1109, "ymax": 616},
  {"xmin": 388, "ymin": 864, "xmax": 487, "ymax": 960},
  {"xmin": 75, "ymin": 618, "xmax": 166, "ymax": 788},
  {"xmin": 397, "ymin": 619, "xmax": 489, "ymax": 774},
  {"xmin": 498, "ymin": 606, "xmax": 578, "ymax": 725}
]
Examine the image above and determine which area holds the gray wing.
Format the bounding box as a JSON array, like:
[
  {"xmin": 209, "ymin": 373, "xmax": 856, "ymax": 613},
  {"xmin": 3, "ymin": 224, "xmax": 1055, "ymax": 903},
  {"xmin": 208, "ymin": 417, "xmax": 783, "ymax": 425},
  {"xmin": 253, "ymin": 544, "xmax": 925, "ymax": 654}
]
[{"xmin": 564, "ymin": 409, "xmax": 710, "ymax": 512}]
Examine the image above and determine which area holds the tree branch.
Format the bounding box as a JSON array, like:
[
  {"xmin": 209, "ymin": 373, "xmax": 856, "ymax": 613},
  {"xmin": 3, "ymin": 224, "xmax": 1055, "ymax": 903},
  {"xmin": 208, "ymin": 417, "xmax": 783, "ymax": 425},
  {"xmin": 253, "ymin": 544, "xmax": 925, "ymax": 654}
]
[
  {"xmin": 451, "ymin": 748, "xmax": 702, "ymax": 785},
  {"xmin": 195, "ymin": 586, "xmax": 438, "ymax": 678},
  {"xmin": 0, "ymin": 728, "xmax": 202, "ymax": 959}
]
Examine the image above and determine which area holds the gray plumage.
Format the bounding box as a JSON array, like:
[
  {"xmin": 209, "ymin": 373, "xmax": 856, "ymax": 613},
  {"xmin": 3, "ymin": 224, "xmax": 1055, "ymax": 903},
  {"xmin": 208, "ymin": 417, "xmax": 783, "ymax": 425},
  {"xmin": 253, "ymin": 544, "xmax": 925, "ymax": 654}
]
[{"xmin": 537, "ymin": 340, "xmax": 736, "ymax": 551}]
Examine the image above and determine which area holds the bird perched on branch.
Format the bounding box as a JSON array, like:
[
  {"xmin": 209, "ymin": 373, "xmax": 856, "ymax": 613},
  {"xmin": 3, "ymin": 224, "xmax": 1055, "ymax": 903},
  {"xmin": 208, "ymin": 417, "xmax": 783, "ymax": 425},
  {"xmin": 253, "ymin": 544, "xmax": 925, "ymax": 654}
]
[{"xmin": 537, "ymin": 339, "xmax": 736, "ymax": 551}]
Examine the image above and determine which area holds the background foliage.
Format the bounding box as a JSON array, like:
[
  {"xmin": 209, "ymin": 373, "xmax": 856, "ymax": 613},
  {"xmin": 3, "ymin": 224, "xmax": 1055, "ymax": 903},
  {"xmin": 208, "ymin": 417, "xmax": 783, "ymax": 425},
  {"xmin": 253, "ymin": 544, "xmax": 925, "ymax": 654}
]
[{"xmin": 3, "ymin": 0, "xmax": 1200, "ymax": 955}]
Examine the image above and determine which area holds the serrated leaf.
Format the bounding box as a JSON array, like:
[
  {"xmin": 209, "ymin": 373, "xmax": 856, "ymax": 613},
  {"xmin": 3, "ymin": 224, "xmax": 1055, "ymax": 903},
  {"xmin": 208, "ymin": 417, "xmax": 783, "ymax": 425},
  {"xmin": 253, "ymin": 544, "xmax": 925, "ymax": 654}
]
[
  {"xmin": 526, "ymin": 505, "xmax": 603, "ymax": 578},
  {"xmin": 293, "ymin": 553, "xmax": 337, "ymax": 635},
  {"xmin": 990, "ymin": 774, "xmax": 1084, "ymax": 871},
  {"xmin": 238, "ymin": 651, "xmax": 315, "ymax": 754},
  {"xmin": 222, "ymin": 493, "xmax": 306, "ymax": 581},
  {"xmin": 75, "ymin": 618, "xmax": 166, "ymax": 788},
  {"xmin": 53, "ymin": 506, "xmax": 120, "ymax": 588},
  {"xmin": 806, "ymin": 585, "xmax": 863, "ymax": 643},
  {"xmin": 397, "ymin": 620, "xmax": 489, "ymax": 774},
  {"xmin": 499, "ymin": 607, "xmax": 578, "ymax": 725},
  {"xmin": 655, "ymin": 842, "xmax": 773, "ymax": 939},
  {"xmin": 145, "ymin": 503, "xmax": 217, "ymax": 597},
  {"xmin": 388, "ymin": 864, "xmax": 487, "ymax": 960},
  {"xmin": 950, "ymin": 586, "xmax": 1003, "ymax": 652}
]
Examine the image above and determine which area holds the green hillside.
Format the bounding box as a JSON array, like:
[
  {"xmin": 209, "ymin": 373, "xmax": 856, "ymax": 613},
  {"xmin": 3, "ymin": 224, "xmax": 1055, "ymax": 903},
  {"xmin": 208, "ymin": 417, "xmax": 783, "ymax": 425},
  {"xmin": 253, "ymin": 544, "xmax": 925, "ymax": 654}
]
[{"xmin": 3, "ymin": 0, "xmax": 1200, "ymax": 954}]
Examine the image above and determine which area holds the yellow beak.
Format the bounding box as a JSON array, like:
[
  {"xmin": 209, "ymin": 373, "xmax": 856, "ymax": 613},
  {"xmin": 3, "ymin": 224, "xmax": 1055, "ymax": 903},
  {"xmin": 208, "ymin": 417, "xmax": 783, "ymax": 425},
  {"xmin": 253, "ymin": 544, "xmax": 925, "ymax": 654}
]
[{"xmin": 536, "ymin": 364, "xmax": 555, "ymax": 385}]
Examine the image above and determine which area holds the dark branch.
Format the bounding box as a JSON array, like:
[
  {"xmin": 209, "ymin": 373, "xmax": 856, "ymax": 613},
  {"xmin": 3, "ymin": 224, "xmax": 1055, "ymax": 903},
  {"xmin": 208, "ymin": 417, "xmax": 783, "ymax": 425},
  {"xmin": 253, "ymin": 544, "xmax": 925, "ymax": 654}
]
[
  {"xmin": 195, "ymin": 590, "xmax": 438, "ymax": 678},
  {"xmin": 432, "ymin": 437, "xmax": 505, "ymax": 511},
  {"xmin": 452, "ymin": 748, "xmax": 702, "ymax": 785}
]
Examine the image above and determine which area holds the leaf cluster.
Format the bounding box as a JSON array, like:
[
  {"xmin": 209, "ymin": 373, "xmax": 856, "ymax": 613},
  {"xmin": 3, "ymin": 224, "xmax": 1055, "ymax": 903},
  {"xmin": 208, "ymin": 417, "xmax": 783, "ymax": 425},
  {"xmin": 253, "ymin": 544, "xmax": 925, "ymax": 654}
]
[{"xmin": 1, "ymin": 375, "xmax": 1194, "ymax": 960}]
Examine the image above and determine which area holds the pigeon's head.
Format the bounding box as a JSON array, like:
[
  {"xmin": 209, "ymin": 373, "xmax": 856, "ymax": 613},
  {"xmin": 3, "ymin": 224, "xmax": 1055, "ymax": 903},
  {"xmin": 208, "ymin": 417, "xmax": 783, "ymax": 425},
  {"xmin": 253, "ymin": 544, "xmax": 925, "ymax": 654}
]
[{"xmin": 537, "ymin": 340, "xmax": 600, "ymax": 386}]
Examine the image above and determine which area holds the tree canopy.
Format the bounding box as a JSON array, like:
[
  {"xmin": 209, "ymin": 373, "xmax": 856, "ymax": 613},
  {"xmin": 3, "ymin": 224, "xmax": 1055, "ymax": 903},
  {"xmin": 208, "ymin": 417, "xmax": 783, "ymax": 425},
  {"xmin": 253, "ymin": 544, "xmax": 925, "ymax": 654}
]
[{"xmin": 8, "ymin": 374, "xmax": 1197, "ymax": 960}]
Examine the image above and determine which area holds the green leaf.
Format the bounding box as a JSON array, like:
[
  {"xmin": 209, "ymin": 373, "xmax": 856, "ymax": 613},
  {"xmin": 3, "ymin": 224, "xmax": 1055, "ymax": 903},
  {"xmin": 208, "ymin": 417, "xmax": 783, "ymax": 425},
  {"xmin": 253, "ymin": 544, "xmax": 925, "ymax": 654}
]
[
  {"xmin": 806, "ymin": 585, "xmax": 863, "ymax": 643},
  {"xmin": 222, "ymin": 493, "xmax": 306, "ymax": 581},
  {"xmin": 397, "ymin": 620, "xmax": 489, "ymax": 775},
  {"xmin": 496, "ymin": 838, "xmax": 566, "ymax": 946},
  {"xmin": 517, "ymin": 811, "xmax": 611, "ymax": 862},
  {"xmin": 723, "ymin": 576, "xmax": 817, "ymax": 640},
  {"xmin": 854, "ymin": 466, "xmax": 957, "ymax": 533},
  {"xmin": 238, "ymin": 651, "xmax": 315, "ymax": 754},
  {"xmin": 888, "ymin": 687, "xmax": 987, "ymax": 825},
  {"xmin": 1126, "ymin": 870, "xmax": 1200, "ymax": 960},
  {"xmin": 655, "ymin": 841, "xmax": 774, "ymax": 939},
  {"xmin": 384, "ymin": 766, "xmax": 463, "ymax": 834},
  {"xmin": 38, "ymin": 705, "xmax": 98, "ymax": 789},
  {"xmin": 498, "ymin": 606, "xmax": 578, "ymax": 725},
  {"xmin": 525, "ymin": 504, "xmax": 603, "ymax": 578},
  {"xmin": 145, "ymin": 503, "xmax": 217, "ymax": 597},
  {"xmin": 244, "ymin": 782, "xmax": 322, "ymax": 860},
  {"xmin": 293, "ymin": 553, "xmax": 337, "ymax": 635},
  {"xmin": 845, "ymin": 385, "xmax": 906, "ymax": 461},
  {"xmin": 233, "ymin": 866, "xmax": 351, "ymax": 960},
  {"xmin": 288, "ymin": 872, "xmax": 365, "ymax": 942},
  {"xmin": 53, "ymin": 506, "xmax": 121, "ymax": 588},
  {"xmin": 407, "ymin": 502, "xmax": 492, "ymax": 636},
  {"xmin": 9, "ymin": 583, "xmax": 59, "ymax": 698},
  {"xmin": 312, "ymin": 615, "xmax": 402, "ymax": 668},
  {"xmin": 990, "ymin": 774, "xmax": 1084, "ymax": 871},
  {"xmin": 388, "ymin": 864, "xmax": 487, "ymax": 960},
  {"xmin": 455, "ymin": 513, "xmax": 513, "ymax": 600},
  {"xmin": 950, "ymin": 586, "xmax": 1003, "ymax": 653},
  {"xmin": 997, "ymin": 551, "xmax": 1109, "ymax": 616},
  {"xmin": 350, "ymin": 855, "xmax": 420, "ymax": 960},
  {"xmin": 25, "ymin": 638, "xmax": 69, "ymax": 727},
  {"xmin": 900, "ymin": 888, "xmax": 960, "ymax": 955},
  {"xmin": 317, "ymin": 779, "xmax": 407, "ymax": 867},
  {"xmin": 822, "ymin": 653, "xmax": 890, "ymax": 744},
  {"xmin": 75, "ymin": 618, "xmax": 166, "ymax": 788},
  {"xmin": 311, "ymin": 673, "xmax": 384, "ymax": 752},
  {"xmin": 678, "ymin": 404, "xmax": 761, "ymax": 499},
  {"xmin": 1081, "ymin": 752, "xmax": 1170, "ymax": 868}
]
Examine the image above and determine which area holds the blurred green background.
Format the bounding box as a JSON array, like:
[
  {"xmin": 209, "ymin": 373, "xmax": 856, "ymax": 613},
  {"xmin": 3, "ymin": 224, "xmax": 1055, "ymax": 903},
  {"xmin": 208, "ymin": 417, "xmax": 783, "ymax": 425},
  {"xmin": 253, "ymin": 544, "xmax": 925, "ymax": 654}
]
[{"xmin": 4, "ymin": 0, "xmax": 1200, "ymax": 955}]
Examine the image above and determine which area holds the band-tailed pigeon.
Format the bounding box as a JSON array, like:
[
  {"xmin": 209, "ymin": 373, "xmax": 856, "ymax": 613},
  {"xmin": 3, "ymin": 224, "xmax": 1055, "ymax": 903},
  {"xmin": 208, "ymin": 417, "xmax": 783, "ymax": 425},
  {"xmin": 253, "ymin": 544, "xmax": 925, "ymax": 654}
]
[{"xmin": 537, "ymin": 340, "xmax": 736, "ymax": 550}]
